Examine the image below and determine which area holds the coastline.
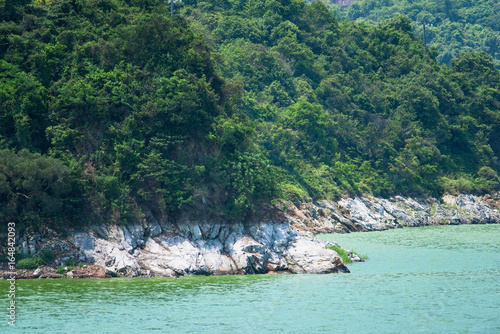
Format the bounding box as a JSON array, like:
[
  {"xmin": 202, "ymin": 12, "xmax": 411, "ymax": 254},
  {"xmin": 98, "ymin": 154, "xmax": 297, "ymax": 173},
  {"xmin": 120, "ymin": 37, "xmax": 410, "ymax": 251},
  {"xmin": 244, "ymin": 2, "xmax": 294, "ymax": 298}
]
[
  {"xmin": 2, "ymin": 193, "xmax": 499, "ymax": 280},
  {"xmin": 285, "ymin": 193, "xmax": 500, "ymax": 234}
]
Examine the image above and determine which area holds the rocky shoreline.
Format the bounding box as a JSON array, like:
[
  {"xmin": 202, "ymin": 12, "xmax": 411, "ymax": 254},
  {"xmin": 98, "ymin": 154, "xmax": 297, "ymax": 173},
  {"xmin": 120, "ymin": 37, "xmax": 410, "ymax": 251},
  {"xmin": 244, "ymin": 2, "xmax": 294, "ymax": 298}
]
[
  {"xmin": 2, "ymin": 193, "xmax": 499, "ymax": 280},
  {"xmin": 286, "ymin": 193, "xmax": 500, "ymax": 234},
  {"xmin": 2, "ymin": 220, "xmax": 350, "ymax": 280}
]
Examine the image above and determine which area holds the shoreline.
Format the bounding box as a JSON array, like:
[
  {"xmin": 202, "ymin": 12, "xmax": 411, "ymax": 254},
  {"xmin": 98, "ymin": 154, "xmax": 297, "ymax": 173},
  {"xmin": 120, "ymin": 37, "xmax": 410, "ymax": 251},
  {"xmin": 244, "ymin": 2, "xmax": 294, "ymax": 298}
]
[
  {"xmin": 284, "ymin": 193, "xmax": 500, "ymax": 234},
  {"xmin": 3, "ymin": 218, "xmax": 497, "ymax": 281},
  {"xmin": 2, "ymin": 193, "xmax": 499, "ymax": 280}
]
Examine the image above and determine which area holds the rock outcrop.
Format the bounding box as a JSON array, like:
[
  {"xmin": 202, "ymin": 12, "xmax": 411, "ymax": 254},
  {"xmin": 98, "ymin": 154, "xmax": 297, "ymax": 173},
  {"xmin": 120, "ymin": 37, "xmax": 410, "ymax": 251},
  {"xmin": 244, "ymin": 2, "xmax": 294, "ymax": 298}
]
[
  {"xmin": 67, "ymin": 220, "xmax": 349, "ymax": 277},
  {"xmin": 286, "ymin": 194, "xmax": 500, "ymax": 234},
  {"xmin": 8, "ymin": 193, "xmax": 499, "ymax": 278}
]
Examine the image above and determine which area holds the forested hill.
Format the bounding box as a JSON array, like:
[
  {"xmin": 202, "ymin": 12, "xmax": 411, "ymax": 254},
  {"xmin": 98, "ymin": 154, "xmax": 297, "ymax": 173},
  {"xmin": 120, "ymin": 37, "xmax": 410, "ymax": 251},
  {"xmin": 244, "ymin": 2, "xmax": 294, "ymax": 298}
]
[
  {"xmin": 0, "ymin": 0, "xmax": 499, "ymax": 233},
  {"xmin": 333, "ymin": 0, "xmax": 500, "ymax": 68}
]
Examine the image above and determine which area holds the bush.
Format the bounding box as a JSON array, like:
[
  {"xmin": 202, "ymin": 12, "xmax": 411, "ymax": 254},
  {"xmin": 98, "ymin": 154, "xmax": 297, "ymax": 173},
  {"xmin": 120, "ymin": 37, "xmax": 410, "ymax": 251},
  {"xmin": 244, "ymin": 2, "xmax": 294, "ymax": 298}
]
[
  {"xmin": 65, "ymin": 258, "xmax": 77, "ymax": 266},
  {"xmin": 56, "ymin": 266, "xmax": 65, "ymax": 274},
  {"xmin": 16, "ymin": 257, "xmax": 42, "ymax": 269},
  {"xmin": 280, "ymin": 183, "xmax": 309, "ymax": 204},
  {"xmin": 39, "ymin": 249, "xmax": 55, "ymax": 264},
  {"xmin": 0, "ymin": 149, "xmax": 82, "ymax": 232}
]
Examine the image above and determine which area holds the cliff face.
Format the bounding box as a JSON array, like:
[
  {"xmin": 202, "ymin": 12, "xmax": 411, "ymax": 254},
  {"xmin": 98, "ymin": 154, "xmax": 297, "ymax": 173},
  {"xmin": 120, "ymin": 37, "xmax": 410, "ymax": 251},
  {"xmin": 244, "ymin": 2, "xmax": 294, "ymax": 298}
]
[
  {"xmin": 72, "ymin": 220, "xmax": 349, "ymax": 277},
  {"xmin": 15, "ymin": 220, "xmax": 348, "ymax": 278}
]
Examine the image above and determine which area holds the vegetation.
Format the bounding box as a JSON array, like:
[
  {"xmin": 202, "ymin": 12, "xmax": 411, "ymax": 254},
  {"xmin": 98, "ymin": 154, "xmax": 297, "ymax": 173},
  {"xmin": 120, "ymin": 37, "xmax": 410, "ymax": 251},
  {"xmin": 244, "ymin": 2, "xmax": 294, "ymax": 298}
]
[
  {"xmin": 332, "ymin": 0, "xmax": 500, "ymax": 68},
  {"xmin": 39, "ymin": 249, "xmax": 55, "ymax": 263},
  {"xmin": 16, "ymin": 257, "xmax": 42, "ymax": 269},
  {"xmin": 0, "ymin": 0, "xmax": 499, "ymax": 234},
  {"xmin": 0, "ymin": 149, "xmax": 82, "ymax": 231},
  {"xmin": 65, "ymin": 257, "xmax": 77, "ymax": 266},
  {"xmin": 15, "ymin": 249, "xmax": 54, "ymax": 268},
  {"xmin": 327, "ymin": 246, "xmax": 352, "ymax": 264},
  {"xmin": 180, "ymin": 0, "xmax": 500, "ymax": 199},
  {"xmin": 326, "ymin": 245, "xmax": 366, "ymax": 263},
  {"xmin": 0, "ymin": 0, "xmax": 278, "ymax": 233}
]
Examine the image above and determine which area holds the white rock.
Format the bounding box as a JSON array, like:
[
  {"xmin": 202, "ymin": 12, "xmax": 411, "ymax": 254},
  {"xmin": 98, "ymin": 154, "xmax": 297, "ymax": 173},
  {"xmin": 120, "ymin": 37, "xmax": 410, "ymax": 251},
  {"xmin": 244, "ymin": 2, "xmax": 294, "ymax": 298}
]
[
  {"xmin": 33, "ymin": 268, "xmax": 42, "ymax": 277},
  {"xmin": 286, "ymin": 238, "xmax": 344, "ymax": 274}
]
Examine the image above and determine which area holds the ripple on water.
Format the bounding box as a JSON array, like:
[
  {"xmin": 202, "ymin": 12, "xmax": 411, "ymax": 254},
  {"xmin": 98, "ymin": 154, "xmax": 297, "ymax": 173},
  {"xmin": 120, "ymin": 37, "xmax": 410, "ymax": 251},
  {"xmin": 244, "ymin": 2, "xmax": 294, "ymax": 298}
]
[{"xmin": 0, "ymin": 225, "xmax": 499, "ymax": 333}]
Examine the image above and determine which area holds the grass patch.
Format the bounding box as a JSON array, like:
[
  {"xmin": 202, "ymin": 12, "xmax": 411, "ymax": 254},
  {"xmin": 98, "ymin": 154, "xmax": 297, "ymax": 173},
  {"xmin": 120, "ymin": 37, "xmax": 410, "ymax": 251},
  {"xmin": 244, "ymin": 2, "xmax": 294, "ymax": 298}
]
[
  {"xmin": 15, "ymin": 249, "xmax": 56, "ymax": 269},
  {"xmin": 326, "ymin": 246, "xmax": 352, "ymax": 264},
  {"xmin": 326, "ymin": 246, "xmax": 368, "ymax": 264},
  {"xmin": 356, "ymin": 252, "xmax": 369, "ymax": 261},
  {"xmin": 56, "ymin": 266, "xmax": 74, "ymax": 274}
]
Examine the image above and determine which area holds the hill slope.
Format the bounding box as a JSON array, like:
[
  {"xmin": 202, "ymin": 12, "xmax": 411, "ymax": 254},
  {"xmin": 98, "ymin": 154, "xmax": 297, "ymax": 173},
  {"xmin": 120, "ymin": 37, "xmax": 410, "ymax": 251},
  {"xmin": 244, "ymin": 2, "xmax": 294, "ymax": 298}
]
[
  {"xmin": 0, "ymin": 0, "xmax": 499, "ymax": 233},
  {"xmin": 180, "ymin": 0, "xmax": 500, "ymax": 198},
  {"xmin": 336, "ymin": 0, "xmax": 500, "ymax": 68}
]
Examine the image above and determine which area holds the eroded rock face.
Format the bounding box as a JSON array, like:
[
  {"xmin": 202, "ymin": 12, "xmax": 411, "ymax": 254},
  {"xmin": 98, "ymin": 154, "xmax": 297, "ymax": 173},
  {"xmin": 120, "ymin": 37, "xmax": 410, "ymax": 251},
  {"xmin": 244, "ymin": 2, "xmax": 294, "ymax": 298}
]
[
  {"xmin": 285, "ymin": 194, "xmax": 500, "ymax": 234},
  {"xmin": 12, "ymin": 193, "xmax": 499, "ymax": 278},
  {"xmin": 69, "ymin": 220, "xmax": 346, "ymax": 277}
]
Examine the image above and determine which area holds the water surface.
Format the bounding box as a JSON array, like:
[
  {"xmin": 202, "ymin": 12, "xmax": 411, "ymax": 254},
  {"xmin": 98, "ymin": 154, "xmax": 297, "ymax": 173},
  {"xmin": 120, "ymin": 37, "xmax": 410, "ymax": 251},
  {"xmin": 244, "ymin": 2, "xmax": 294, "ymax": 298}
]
[{"xmin": 1, "ymin": 224, "xmax": 499, "ymax": 333}]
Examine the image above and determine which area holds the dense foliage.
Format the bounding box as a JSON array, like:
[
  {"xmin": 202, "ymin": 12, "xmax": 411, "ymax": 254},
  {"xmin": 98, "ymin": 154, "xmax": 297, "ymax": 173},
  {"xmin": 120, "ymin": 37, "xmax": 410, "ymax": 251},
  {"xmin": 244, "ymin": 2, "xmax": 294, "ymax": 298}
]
[
  {"xmin": 0, "ymin": 0, "xmax": 279, "ymax": 231},
  {"xmin": 0, "ymin": 0, "xmax": 499, "ymax": 232},
  {"xmin": 179, "ymin": 0, "xmax": 500, "ymax": 199},
  {"xmin": 332, "ymin": 0, "xmax": 500, "ymax": 68}
]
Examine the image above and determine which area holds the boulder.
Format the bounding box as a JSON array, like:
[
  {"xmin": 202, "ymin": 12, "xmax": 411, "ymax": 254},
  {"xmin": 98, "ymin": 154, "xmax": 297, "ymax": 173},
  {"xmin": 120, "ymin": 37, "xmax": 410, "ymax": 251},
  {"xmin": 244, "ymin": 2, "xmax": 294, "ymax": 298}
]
[
  {"xmin": 286, "ymin": 237, "xmax": 349, "ymax": 274},
  {"xmin": 33, "ymin": 268, "xmax": 42, "ymax": 278}
]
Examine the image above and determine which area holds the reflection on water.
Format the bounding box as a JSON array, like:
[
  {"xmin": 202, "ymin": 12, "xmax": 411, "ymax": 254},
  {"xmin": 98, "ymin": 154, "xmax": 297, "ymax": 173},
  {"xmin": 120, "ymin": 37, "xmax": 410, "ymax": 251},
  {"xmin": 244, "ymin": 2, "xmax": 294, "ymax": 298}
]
[{"xmin": 1, "ymin": 224, "xmax": 499, "ymax": 333}]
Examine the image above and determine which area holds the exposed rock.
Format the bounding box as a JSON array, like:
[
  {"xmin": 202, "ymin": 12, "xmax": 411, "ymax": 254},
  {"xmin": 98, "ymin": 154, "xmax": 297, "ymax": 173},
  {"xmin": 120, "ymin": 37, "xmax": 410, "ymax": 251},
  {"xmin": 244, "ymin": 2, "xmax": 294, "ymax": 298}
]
[
  {"xmin": 282, "ymin": 194, "xmax": 500, "ymax": 234},
  {"xmin": 105, "ymin": 267, "xmax": 117, "ymax": 277},
  {"xmin": 6, "ymin": 193, "xmax": 498, "ymax": 279},
  {"xmin": 338, "ymin": 197, "xmax": 389, "ymax": 231},
  {"xmin": 67, "ymin": 219, "xmax": 347, "ymax": 277},
  {"xmin": 20, "ymin": 235, "xmax": 29, "ymax": 256},
  {"xmin": 350, "ymin": 254, "xmax": 363, "ymax": 262},
  {"xmin": 33, "ymin": 268, "xmax": 42, "ymax": 278},
  {"xmin": 66, "ymin": 265, "xmax": 106, "ymax": 279},
  {"xmin": 286, "ymin": 237, "xmax": 349, "ymax": 274}
]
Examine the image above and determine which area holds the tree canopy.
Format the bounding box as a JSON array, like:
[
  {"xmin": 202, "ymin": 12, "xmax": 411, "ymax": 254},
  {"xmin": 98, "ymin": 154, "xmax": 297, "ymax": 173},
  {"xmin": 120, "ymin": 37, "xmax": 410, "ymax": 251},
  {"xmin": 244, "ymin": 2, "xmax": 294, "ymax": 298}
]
[
  {"xmin": 0, "ymin": 0, "xmax": 499, "ymax": 231},
  {"xmin": 330, "ymin": 0, "xmax": 500, "ymax": 68}
]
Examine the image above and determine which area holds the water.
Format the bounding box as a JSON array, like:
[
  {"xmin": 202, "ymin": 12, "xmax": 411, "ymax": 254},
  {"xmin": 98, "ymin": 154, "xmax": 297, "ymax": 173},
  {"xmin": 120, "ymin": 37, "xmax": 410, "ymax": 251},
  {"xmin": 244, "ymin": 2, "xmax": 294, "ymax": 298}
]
[{"xmin": 1, "ymin": 224, "xmax": 499, "ymax": 333}]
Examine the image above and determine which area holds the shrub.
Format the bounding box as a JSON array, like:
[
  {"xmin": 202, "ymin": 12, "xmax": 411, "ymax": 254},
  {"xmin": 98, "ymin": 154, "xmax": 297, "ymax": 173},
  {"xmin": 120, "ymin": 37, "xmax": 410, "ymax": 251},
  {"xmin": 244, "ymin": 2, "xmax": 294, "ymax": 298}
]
[
  {"xmin": 0, "ymin": 149, "xmax": 82, "ymax": 232},
  {"xmin": 56, "ymin": 266, "xmax": 65, "ymax": 274},
  {"xmin": 65, "ymin": 258, "xmax": 77, "ymax": 266},
  {"xmin": 39, "ymin": 249, "xmax": 55, "ymax": 264},
  {"xmin": 16, "ymin": 257, "xmax": 42, "ymax": 269}
]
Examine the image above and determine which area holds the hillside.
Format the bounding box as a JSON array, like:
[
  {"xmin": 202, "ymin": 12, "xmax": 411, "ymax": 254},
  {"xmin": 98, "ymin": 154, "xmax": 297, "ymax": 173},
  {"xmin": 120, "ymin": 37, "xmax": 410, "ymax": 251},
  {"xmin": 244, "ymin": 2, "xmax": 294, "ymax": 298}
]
[
  {"xmin": 179, "ymin": 0, "xmax": 500, "ymax": 195},
  {"xmin": 337, "ymin": 0, "xmax": 500, "ymax": 68},
  {"xmin": 0, "ymin": 0, "xmax": 499, "ymax": 234},
  {"xmin": 0, "ymin": 0, "xmax": 280, "ymax": 233}
]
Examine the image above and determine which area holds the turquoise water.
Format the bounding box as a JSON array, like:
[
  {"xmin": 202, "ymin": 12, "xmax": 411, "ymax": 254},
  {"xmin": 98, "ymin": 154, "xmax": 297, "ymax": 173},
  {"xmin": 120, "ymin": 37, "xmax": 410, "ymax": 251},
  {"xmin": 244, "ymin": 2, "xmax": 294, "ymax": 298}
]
[{"xmin": 1, "ymin": 224, "xmax": 499, "ymax": 333}]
